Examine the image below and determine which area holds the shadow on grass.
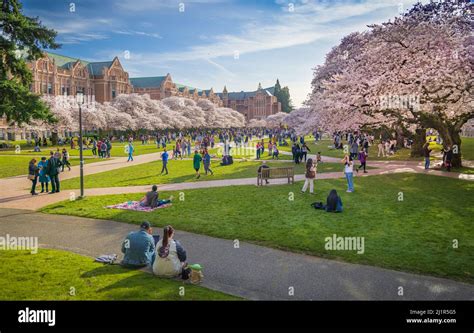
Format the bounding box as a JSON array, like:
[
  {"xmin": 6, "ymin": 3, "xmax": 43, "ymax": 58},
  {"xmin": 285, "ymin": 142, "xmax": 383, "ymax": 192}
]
[{"xmin": 80, "ymin": 263, "xmax": 142, "ymax": 278}]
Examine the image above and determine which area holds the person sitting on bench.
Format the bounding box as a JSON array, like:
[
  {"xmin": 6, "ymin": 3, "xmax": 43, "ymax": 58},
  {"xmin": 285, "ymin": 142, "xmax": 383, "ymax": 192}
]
[{"xmin": 258, "ymin": 161, "xmax": 270, "ymax": 184}]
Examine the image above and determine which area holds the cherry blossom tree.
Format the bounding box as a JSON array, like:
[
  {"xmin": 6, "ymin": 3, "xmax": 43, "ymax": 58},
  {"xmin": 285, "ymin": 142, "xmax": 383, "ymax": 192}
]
[{"xmin": 307, "ymin": 0, "xmax": 473, "ymax": 166}]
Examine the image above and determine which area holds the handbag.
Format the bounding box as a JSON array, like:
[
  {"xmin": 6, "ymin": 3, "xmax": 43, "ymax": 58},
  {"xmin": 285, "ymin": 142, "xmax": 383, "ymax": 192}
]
[{"xmin": 27, "ymin": 174, "xmax": 36, "ymax": 180}]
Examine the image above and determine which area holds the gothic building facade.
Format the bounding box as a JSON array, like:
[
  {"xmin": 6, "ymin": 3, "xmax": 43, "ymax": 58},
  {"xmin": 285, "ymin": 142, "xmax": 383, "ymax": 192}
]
[
  {"xmin": 27, "ymin": 52, "xmax": 133, "ymax": 103},
  {"xmin": 1, "ymin": 51, "xmax": 282, "ymax": 140}
]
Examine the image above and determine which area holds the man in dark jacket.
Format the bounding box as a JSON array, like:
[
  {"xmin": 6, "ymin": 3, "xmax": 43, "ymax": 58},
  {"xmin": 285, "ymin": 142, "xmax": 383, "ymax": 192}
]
[
  {"xmin": 423, "ymin": 143, "xmax": 432, "ymax": 170},
  {"xmin": 46, "ymin": 151, "xmax": 62, "ymax": 193}
]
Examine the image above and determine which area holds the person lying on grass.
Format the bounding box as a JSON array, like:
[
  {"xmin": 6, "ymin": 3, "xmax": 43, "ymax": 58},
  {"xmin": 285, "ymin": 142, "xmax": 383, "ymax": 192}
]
[
  {"xmin": 153, "ymin": 225, "xmax": 188, "ymax": 278},
  {"xmin": 121, "ymin": 221, "xmax": 155, "ymax": 268},
  {"xmin": 139, "ymin": 185, "xmax": 172, "ymax": 208}
]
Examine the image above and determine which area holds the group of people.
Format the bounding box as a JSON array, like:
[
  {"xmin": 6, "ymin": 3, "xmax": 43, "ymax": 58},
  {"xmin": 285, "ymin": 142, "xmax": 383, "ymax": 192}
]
[
  {"xmin": 291, "ymin": 142, "xmax": 311, "ymax": 164},
  {"xmin": 27, "ymin": 149, "xmax": 71, "ymax": 195}
]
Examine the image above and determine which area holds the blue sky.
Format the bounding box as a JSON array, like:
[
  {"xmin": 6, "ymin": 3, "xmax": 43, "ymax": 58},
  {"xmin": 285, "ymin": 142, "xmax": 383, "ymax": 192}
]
[{"xmin": 22, "ymin": 0, "xmax": 424, "ymax": 107}]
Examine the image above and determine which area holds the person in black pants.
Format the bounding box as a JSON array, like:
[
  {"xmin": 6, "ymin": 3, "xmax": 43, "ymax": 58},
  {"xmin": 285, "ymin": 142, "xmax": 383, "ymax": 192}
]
[
  {"xmin": 46, "ymin": 151, "xmax": 62, "ymax": 193},
  {"xmin": 28, "ymin": 159, "xmax": 39, "ymax": 195}
]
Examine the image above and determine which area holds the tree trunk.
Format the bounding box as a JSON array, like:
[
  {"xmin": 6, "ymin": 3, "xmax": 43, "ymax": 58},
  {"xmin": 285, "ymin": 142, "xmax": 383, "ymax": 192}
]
[
  {"xmin": 51, "ymin": 132, "xmax": 58, "ymax": 145},
  {"xmin": 410, "ymin": 128, "xmax": 426, "ymax": 157},
  {"xmin": 437, "ymin": 125, "xmax": 462, "ymax": 168}
]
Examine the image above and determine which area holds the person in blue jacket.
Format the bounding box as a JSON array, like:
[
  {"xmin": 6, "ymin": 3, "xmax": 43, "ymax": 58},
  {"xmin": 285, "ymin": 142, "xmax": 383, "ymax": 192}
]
[
  {"xmin": 127, "ymin": 142, "xmax": 134, "ymax": 162},
  {"xmin": 121, "ymin": 221, "xmax": 155, "ymax": 267},
  {"xmin": 161, "ymin": 149, "xmax": 169, "ymax": 175}
]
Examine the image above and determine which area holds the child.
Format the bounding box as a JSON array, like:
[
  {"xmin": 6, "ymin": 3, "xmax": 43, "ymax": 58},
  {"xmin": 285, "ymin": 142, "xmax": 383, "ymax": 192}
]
[{"xmin": 316, "ymin": 152, "xmax": 322, "ymax": 164}]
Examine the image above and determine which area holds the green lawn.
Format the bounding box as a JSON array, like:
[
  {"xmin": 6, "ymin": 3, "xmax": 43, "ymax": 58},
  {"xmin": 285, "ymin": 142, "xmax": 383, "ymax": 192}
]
[
  {"xmin": 254, "ymin": 137, "xmax": 474, "ymax": 162},
  {"xmin": 59, "ymin": 160, "xmax": 346, "ymax": 189},
  {"xmin": 0, "ymin": 140, "xmax": 168, "ymax": 157},
  {"xmin": 42, "ymin": 173, "xmax": 474, "ymax": 283},
  {"xmin": 0, "ymin": 249, "xmax": 237, "ymax": 300},
  {"xmin": 0, "ymin": 155, "xmax": 100, "ymax": 178}
]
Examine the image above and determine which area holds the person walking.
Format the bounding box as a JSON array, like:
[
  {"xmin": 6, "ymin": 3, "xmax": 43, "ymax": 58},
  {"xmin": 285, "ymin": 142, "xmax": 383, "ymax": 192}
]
[
  {"xmin": 37, "ymin": 156, "xmax": 50, "ymax": 193},
  {"xmin": 423, "ymin": 142, "xmax": 432, "ymax": 170},
  {"xmin": 301, "ymin": 158, "xmax": 317, "ymax": 194},
  {"xmin": 377, "ymin": 140, "xmax": 385, "ymax": 157},
  {"xmin": 301, "ymin": 143, "xmax": 311, "ymax": 162},
  {"xmin": 28, "ymin": 158, "xmax": 39, "ymax": 196},
  {"xmin": 342, "ymin": 155, "xmax": 354, "ymax": 193},
  {"xmin": 91, "ymin": 139, "xmax": 97, "ymax": 156},
  {"xmin": 356, "ymin": 149, "xmax": 368, "ymax": 173},
  {"xmin": 350, "ymin": 141, "xmax": 358, "ymax": 160},
  {"xmin": 161, "ymin": 149, "xmax": 169, "ymax": 175},
  {"xmin": 193, "ymin": 150, "xmax": 202, "ymax": 179},
  {"xmin": 127, "ymin": 142, "xmax": 134, "ymax": 162},
  {"xmin": 61, "ymin": 148, "xmax": 71, "ymax": 171},
  {"xmin": 203, "ymin": 149, "xmax": 213, "ymax": 175}
]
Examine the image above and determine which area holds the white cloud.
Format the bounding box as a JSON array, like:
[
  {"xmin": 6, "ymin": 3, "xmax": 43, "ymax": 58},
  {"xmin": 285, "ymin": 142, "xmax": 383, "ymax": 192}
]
[{"xmin": 115, "ymin": 30, "xmax": 162, "ymax": 39}]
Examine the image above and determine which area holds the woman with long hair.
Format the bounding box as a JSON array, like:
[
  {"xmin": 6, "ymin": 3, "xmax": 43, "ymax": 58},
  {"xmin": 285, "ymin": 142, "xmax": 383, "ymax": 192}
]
[
  {"xmin": 28, "ymin": 158, "xmax": 39, "ymax": 195},
  {"xmin": 152, "ymin": 225, "xmax": 187, "ymax": 277},
  {"xmin": 326, "ymin": 189, "xmax": 343, "ymax": 212},
  {"xmin": 342, "ymin": 154, "xmax": 354, "ymax": 193},
  {"xmin": 301, "ymin": 158, "xmax": 316, "ymax": 194}
]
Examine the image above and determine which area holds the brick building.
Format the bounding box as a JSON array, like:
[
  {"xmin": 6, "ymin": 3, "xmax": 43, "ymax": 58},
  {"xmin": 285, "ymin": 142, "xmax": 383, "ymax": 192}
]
[
  {"xmin": 0, "ymin": 52, "xmax": 282, "ymax": 140},
  {"xmin": 27, "ymin": 52, "xmax": 133, "ymax": 103},
  {"xmin": 217, "ymin": 83, "xmax": 281, "ymax": 120}
]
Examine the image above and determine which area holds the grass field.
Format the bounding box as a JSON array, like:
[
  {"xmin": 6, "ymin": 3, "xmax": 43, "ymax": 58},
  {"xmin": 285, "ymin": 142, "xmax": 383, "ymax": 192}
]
[
  {"xmin": 59, "ymin": 160, "xmax": 348, "ymax": 189},
  {"xmin": 0, "ymin": 140, "xmax": 169, "ymax": 157},
  {"xmin": 0, "ymin": 249, "xmax": 236, "ymax": 300},
  {"xmin": 254, "ymin": 137, "xmax": 474, "ymax": 162},
  {"xmin": 0, "ymin": 155, "xmax": 101, "ymax": 179},
  {"xmin": 42, "ymin": 173, "xmax": 474, "ymax": 283}
]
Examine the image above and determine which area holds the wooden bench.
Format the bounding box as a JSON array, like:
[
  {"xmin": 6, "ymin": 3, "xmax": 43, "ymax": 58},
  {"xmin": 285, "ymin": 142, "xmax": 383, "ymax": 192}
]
[{"xmin": 257, "ymin": 167, "xmax": 294, "ymax": 186}]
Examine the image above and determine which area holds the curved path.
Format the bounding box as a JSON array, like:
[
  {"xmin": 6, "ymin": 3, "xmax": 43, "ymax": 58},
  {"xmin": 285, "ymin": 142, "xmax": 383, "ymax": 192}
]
[
  {"xmin": 0, "ymin": 152, "xmax": 473, "ymax": 300},
  {"xmin": 0, "ymin": 208, "xmax": 473, "ymax": 300}
]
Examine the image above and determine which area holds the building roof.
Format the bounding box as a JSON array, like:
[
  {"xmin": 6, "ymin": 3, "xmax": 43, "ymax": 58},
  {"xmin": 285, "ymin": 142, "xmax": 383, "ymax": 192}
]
[
  {"xmin": 175, "ymin": 83, "xmax": 202, "ymax": 93},
  {"xmin": 217, "ymin": 86, "xmax": 275, "ymax": 100},
  {"xmin": 46, "ymin": 52, "xmax": 114, "ymax": 76},
  {"xmin": 46, "ymin": 52, "xmax": 90, "ymax": 67},
  {"xmin": 130, "ymin": 76, "xmax": 167, "ymax": 88},
  {"xmin": 87, "ymin": 61, "xmax": 114, "ymax": 76}
]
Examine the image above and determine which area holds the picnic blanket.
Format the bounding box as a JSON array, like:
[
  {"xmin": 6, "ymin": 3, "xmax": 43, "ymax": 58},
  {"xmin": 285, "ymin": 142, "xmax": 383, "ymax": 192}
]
[{"xmin": 106, "ymin": 201, "xmax": 172, "ymax": 212}]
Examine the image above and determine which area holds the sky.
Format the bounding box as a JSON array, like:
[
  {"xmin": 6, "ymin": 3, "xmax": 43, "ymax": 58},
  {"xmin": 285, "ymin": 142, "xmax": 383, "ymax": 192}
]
[{"xmin": 22, "ymin": 0, "xmax": 425, "ymax": 107}]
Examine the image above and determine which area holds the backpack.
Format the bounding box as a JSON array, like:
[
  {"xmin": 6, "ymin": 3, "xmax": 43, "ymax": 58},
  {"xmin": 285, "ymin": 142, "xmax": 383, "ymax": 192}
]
[
  {"xmin": 311, "ymin": 202, "xmax": 325, "ymax": 210},
  {"xmin": 95, "ymin": 254, "xmax": 118, "ymax": 264}
]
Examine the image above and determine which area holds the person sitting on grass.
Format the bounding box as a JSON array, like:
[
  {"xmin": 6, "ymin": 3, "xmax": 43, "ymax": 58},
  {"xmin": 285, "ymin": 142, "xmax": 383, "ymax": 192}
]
[
  {"xmin": 325, "ymin": 189, "xmax": 343, "ymax": 213},
  {"xmin": 121, "ymin": 221, "xmax": 155, "ymax": 268},
  {"xmin": 152, "ymin": 225, "xmax": 187, "ymax": 278},
  {"xmin": 139, "ymin": 185, "xmax": 172, "ymax": 208}
]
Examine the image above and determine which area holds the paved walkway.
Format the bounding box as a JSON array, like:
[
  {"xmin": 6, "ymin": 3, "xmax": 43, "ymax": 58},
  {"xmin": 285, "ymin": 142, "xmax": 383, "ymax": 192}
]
[
  {"xmin": 1, "ymin": 155, "xmax": 472, "ymax": 210},
  {"xmin": 0, "ymin": 208, "xmax": 472, "ymax": 300}
]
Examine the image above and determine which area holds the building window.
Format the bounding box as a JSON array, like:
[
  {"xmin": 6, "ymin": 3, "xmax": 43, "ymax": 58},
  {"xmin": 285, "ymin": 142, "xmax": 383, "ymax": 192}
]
[
  {"xmin": 112, "ymin": 89, "xmax": 116, "ymax": 99},
  {"xmin": 47, "ymin": 83, "xmax": 52, "ymax": 95}
]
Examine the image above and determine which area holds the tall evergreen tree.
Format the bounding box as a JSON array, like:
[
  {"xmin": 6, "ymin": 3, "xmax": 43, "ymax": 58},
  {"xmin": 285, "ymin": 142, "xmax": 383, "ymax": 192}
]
[
  {"xmin": 1, "ymin": 0, "xmax": 60, "ymax": 124},
  {"xmin": 273, "ymin": 79, "xmax": 293, "ymax": 113}
]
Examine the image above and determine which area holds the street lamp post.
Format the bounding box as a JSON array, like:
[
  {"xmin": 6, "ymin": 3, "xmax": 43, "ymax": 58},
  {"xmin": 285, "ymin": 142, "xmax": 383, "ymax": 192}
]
[{"xmin": 77, "ymin": 93, "xmax": 85, "ymax": 198}]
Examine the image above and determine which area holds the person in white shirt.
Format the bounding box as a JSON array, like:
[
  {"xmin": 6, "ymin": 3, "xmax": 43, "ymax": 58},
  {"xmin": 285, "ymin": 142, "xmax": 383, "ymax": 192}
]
[
  {"xmin": 342, "ymin": 155, "xmax": 354, "ymax": 193},
  {"xmin": 152, "ymin": 225, "xmax": 187, "ymax": 277},
  {"xmin": 301, "ymin": 158, "xmax": 317, "ymax": 194}
]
